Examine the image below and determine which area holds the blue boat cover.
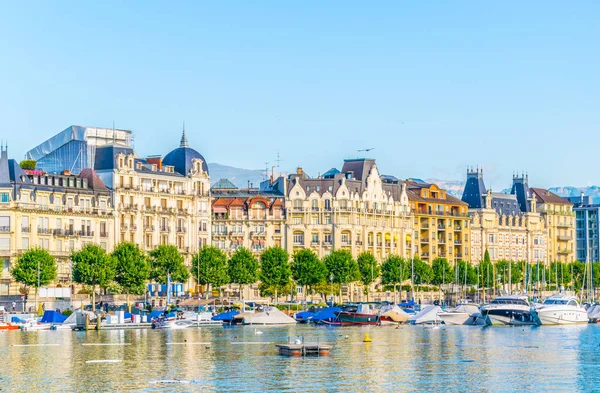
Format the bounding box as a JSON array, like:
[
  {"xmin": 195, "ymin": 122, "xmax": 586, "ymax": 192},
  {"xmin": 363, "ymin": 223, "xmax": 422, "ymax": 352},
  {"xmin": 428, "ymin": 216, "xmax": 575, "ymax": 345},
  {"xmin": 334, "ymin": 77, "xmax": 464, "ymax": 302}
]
[
  {"xmin": 148, "ymin": 310, "xmax": 165, "ymax": 320},
  {"xmin": 212, "ymin": 310, "xmax": 239, "ymax": 321},
  {"xmin": 311, "ymin": 307, "xmax": 341, "ymax": 323},
  {"xmin": 294, "ymin": 311, "xmax": 315, "ymax": 319},
  {"xmin": 11, "ymin": 317, "xmax": 26, "ymax": 323},
  {"xmin": 40, "ymin": 310, "xmax": 68, "ymax": 324}
]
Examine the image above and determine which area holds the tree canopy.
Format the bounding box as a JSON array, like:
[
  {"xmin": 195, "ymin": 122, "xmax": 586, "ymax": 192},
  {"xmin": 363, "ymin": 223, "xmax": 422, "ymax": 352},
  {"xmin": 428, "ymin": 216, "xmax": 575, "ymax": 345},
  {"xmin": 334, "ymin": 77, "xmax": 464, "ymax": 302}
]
[
  {"xmin": 381, "ymin": 255, "xmax": 409, "ymax": 286},
  {"xmin": 323, "ymin": 250, "xmax": 360, "ymax": 284},
  {"xmin": 431, "ymin": 258, "xmax": 453, "ymax": 286},
  {"xmin": 191, "ymin": 246, "xmax": 229, "ymax": 289},
  {"xmin": 112, "ymin": 242, "xmax": 149, "ymax": 295},
  {"xmin": 227, "ymin": 247, "xmax": 259, "ymax": 285},
  {"xmin": 412, "ymin": 258, "xmax": 432, "ymax": 285},
  {"xmin": 357, "ymin": 252, "xmax": 380, "ymax": 287},
  {"xmin": 148, "ymin": 245, "xmax": 189, "ymax": 284},
  {"xmin": 454, "ymin": 260, "xmax": 478, "ymax": 285},
  {"xmin": 259, "ymin": 247, "xmax": 291, "ymax": 300},
  {"xmin": 72, "ymin": 244, "xmax": 116, "ymax": 288},
  {"xmin": 291, "ymin": 249, "xmax": 327, "ymax": 288},
  {"xmin": 11, "ymin": 248, "xmax": 57, "ymax": 289}
]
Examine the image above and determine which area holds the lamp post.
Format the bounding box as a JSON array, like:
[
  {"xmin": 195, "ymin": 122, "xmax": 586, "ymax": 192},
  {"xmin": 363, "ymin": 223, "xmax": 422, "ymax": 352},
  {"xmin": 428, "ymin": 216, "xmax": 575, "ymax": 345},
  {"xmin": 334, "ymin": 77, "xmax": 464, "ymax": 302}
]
[
  {"xmin": 36, "ymin": 257, "xmax": 40, "ymax": 314},
  {"xmin": 329, "ymin": 273, "xmax": 334, "ymax": 306}
]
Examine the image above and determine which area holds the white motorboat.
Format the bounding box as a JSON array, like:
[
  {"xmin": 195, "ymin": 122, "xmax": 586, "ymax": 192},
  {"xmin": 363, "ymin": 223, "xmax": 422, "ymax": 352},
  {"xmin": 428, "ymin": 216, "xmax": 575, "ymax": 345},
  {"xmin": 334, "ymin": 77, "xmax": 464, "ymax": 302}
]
[
  {"xmin": 531, "ymin": 294, "xmax": 588, "ymax": 325},
  {"xmin": 480, "ymin": 295, "xmax": 536, "ymax": 326},
  {"xmin": 408, "ymin": 305, "xmax": 442, "ymax": 325},
  {"xmin": 438, "ymin": 303, "xmax": 481, "ymax": 325},
  {"xmin": 151, "ymin": 318, "xmax": 194, "ymax": 329},
  {"xmin": 20, "ymin": 320, "xmax": 52, "ymax": 331},
  {"xmin": 380, "ymin": 305, "xmax": 410, "ymax": 325},
  {"xmin": 587, "ymin": 304, "xmax": 600, "ymax": 323},
  {"xmin": 242, "ymin": 306, "xmax": 296, "ymax": 325}
]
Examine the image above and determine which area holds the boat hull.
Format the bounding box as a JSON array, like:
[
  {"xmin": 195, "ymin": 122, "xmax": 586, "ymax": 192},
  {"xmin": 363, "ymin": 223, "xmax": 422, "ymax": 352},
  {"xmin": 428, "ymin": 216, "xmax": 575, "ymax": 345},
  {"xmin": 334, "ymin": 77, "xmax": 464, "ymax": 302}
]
[
  {"xmin": 534, "ymin": 309, "xmax": 588, "ymax": 325},
  {"xmin": 438, "ymin": 312, "xmax": 473, "ymax": 326},
  {"xmin": 482, "ymin": 309, "xmax": 536, "ymax": 326},
  {"xmin": 336, "ymin": 312, "xmax": 380, "ymax": 326}
]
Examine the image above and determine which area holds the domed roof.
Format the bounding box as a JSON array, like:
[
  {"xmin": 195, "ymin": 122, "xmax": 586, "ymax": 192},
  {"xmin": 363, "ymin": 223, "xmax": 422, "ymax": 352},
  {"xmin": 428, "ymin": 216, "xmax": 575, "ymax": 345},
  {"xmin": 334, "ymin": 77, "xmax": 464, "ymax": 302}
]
[{"xmin": 162, "ymin": 129, "xmax": 209, "ymax": 176}]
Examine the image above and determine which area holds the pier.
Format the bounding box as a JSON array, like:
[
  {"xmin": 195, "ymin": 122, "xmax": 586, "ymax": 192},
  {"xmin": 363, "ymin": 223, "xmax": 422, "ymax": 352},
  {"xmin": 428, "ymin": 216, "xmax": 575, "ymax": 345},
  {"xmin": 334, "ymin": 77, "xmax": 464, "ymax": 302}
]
[{"xmin": 275, "ymin": 343, "xmax": 333, "ymax": 356}]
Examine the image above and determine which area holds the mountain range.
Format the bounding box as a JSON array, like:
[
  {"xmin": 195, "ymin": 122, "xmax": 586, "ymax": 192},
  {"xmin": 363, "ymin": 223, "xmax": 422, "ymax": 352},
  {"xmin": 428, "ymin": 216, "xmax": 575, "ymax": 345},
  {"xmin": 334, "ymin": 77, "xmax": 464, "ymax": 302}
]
[{"xmin": 208, "ymin": 163, "xmax": 599, "ymax": 203}]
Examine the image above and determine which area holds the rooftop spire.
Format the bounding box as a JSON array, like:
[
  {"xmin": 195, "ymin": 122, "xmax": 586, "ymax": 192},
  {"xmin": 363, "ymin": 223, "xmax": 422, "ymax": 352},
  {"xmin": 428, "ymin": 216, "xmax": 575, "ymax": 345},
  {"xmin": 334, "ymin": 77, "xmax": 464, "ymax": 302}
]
[{"xmin": 180, "ymin": 122, "xmax": 189, "ymax": 148}]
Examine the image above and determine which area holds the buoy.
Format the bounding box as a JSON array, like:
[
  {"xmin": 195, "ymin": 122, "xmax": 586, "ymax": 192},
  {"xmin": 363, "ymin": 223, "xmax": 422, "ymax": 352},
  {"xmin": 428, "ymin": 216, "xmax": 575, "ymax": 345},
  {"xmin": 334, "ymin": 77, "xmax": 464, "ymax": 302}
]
[{"xmin": 363, "ymin": 333, "xmax": 372, "ymax": 343}]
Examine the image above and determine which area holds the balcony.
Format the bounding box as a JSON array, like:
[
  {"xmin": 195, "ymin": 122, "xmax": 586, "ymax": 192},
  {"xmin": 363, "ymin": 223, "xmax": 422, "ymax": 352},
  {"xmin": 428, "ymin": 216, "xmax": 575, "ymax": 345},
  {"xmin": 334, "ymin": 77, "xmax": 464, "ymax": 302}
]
[
  {"xmin": 454, "ymin": 226, "xmax": 462, "ymax": 231},
  {"xmin": 557, "ymin": 222, "xmax": 572, "ymax": 228},
  {"xmin": 176, "ymin": 227, "xmax": 187, "ymax": 233},
  {"xmin": 230, "ymin": 230, "xmax": 244, "ymax": 236},
  {"xmin": 80, "ymin": 231, "xmax": 94, "ymax": 237},
  {"xmin": 558, "ymin": 249, "xmax": 572, "ymax": 255},
  {"xmin": 455, "ymin": 253, "xmax": 463, "ymax": 258},
  {"xmin": 160, "ymin": 226, "xmax": 170, "ymax": 233},
  {"xmin": 120, "ymin": 225, "xmax": 128, "ymax": 231},
  {"xmin": 420, "ymin": 225, "xmax": 429, "ymax": 230},
  {"xmin": 100, "ymin": 232, "xmax": 108, "ymax": 238},
  {"xmin": 323, "ymin": 241, "xmax": 332, "ymax": 247},
  {"xmin": 0, "ymin": 226, "xmax": 10, "ymax": 233},
  {"xmin": 454, "ymin": 240, "xmax": 462, "ymax": 245},
  {"xmin": 144, "ymin": 225, "xmax": 155, "ymax": 232},
  {"xmin": 341, "ymin": 241, "xmax": 351, "ymax": 247},
  {"xmin": 355, "ymin": 241, "xmax": 363, "ymax": 246},
  {"xmin": 438, "ymin": 225, "xmax": 446, "ymax": 230},
  {"xmin": 385, "ymin": 242, "xmax": 391, "ymax": 248},
  {"xmin": 130, "ymin": 225, "xmax": 137, "ymax": 231},
  {"xmin": 420, "ymin": 238, "xmax": 429, "ymax": 244},
  {"xmin": 251, "ymin": 231, "xmax": 266, "ymax": 237},
  {"xmin": 37, "ymin": 228, "xmax": 52, "ymax": 235},
  {"xmin": 21, "ymin": 226, "xmax": 30, "ymax": 233},
  {"xmin": 437, "ymin": 239, "xmax": 446, "ymax": 244},
  {"xmin": 558, "ymin": 235, "xmax": 572, "ymax": 241}
]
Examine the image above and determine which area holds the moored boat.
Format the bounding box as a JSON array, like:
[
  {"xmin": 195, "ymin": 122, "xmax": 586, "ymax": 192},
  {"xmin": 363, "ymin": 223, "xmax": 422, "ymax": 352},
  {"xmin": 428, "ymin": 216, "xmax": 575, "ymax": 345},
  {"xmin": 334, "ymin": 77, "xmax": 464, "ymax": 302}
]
[
  {"xmin": 242, "ymin": 306, "xmax": 296, "ymax": 325},
  {"xmin": 531, "ymin": 294, "xmax": 588, "ymax": 325},
  {"xmin": 438, "ymin": 303, "xmax": 481, "ymax": 325},
  {"xmin": 408, "ymin": 305, "xmax": 442, "ymax": 325},
  {"xmin": 480, "ymin": 295, "xmax": 536, "ymax": 326},
  {"xmin": 336, "ymin": 303, "xmax": 381, "ymax": 326}
]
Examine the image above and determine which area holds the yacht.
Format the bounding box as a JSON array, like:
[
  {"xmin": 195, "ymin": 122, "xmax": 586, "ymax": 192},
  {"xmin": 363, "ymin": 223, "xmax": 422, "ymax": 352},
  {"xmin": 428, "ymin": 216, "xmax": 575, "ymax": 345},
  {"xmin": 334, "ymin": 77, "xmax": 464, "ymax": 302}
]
[
  {"xmin": 531, "ymin": 294, "xmax": 588, "ymax": 325},
  {"xmin": 479, "ymin": 295, "xmax": 536, "ymax": 326},
  {"xmin": 438, "ymin": 303, "xmax": 481, "ymax": 325}
]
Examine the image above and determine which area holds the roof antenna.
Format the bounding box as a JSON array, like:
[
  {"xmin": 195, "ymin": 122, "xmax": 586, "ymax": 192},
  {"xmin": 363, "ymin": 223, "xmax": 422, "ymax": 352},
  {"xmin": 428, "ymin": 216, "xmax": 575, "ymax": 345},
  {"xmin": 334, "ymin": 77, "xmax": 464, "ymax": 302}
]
[
  {"xmin": 264, "ymin": 162, "xmax": 269, "ymax": 180},
  {"xmin": 276, "ymin": 150, "xmax": 283, "ymax": 172}
]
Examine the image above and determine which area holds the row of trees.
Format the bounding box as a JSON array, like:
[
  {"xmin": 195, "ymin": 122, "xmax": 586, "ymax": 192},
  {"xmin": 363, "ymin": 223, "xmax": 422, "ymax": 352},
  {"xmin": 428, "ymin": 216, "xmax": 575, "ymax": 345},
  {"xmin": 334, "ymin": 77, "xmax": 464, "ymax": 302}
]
[{"xmin": 11, "ymin": 244, "xmax": 600, "ymax": 310}]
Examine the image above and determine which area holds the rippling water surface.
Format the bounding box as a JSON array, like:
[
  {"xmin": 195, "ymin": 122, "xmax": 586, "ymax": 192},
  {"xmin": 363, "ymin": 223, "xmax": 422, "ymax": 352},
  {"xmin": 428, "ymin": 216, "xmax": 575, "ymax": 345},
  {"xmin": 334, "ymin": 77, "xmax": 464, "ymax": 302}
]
[{"xmin": 1, "ymin": 324, "xmax": 600, "ymax": 392}]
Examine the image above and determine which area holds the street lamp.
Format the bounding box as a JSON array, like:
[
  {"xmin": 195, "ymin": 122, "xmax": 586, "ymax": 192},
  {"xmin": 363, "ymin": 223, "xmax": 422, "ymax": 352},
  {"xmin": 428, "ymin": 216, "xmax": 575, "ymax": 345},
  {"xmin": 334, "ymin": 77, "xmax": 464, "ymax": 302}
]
[{"xmin": 329, "ymin": 273, "xmax": 334, "ymax": 305}]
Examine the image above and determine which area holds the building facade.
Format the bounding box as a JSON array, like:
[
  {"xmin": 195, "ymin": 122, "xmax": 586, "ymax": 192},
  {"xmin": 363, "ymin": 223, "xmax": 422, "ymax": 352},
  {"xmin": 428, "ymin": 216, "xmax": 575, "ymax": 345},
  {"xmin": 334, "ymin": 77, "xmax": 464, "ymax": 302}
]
[
  {"xmin": 210, "ymin": 178, "xmax": 286, "ymax": 256},
  {"xmin": 284, "ymin": 159, "xmax": 414, "ymax": 261},
  {"xmin": 94, "ymin": 131, "xmax": 211, "ymax": 278},
  {"xmin": 568, "ymin": 195, "xmax": 600, "ymax": 262},
  {"xmin": 407, "ymin": 180, "xmax": 470, "ymax": 264},
  {"xmin": 0, "ymin": 148, "xmax": 115, "ymax": 295},
  {"xmin": 462, "ymin": 169, "xmax": 547, "ymax": 263}
]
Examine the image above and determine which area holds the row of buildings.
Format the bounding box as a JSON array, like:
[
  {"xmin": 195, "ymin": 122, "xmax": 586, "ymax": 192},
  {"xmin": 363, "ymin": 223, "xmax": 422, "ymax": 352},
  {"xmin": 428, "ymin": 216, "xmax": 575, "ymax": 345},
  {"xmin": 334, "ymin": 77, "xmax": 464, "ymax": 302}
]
[{"xmin": 0, "ymin": 125, "xmax": 580, "ymax": 295}]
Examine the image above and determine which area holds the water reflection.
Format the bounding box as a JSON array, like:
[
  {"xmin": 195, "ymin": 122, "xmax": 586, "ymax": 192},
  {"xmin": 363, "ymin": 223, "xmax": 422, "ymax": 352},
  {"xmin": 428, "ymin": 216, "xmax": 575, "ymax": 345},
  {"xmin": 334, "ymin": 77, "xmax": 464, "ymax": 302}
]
[{"xmin": 1, "ymin": 324, "xmax": 599, "ymax": 392}]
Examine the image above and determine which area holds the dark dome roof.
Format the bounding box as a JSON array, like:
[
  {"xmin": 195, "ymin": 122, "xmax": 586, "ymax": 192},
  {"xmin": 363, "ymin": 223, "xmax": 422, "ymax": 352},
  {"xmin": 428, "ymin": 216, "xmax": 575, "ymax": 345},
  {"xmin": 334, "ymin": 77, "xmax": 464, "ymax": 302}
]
[{"xmin": 162, "ymin": 130, "xmax": 209, "ymax": 176}]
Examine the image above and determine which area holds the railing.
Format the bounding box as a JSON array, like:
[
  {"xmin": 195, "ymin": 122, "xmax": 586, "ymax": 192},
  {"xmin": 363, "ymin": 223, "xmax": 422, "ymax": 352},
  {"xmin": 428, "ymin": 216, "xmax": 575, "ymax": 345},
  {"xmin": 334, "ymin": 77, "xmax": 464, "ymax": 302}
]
[
  {"xmin": 37, "ymin": 228, "xmax": 52, "ymax": 235},
  {"xmin": 160, "ymin": 226, "xmax": 170, "ymax": 233},
  {"xmin": 80, "ymin": 231, "xmax": 94, "ymax": 237},
  {"xmin": 385, "ymin": 242, "xmax": 391, "ymax": 247},
  {"xmin": 323, "ymin": 241, "xmax": 332, "ymax": 246},
  {"xmin": 341, "ymin": 241, "xmax": 351, "ymax": 246},
  {"xmin": 21, "ymin": 226, "xmax": 30, "ymax": 233},
  {"xmin": 420, "ymin": 225, "xmax": 429, "ymax": 230},
  {"xmin": 420, "ymin": 239, "xmax": 429, "ymax": 244},
  {"xmin": 557, "ymin": 249, "xmax": 572, "ymax": 255},
  {"xmin": 100, "ymin": 232, "xmax": 108, "ymax": 238},
  {"xmin": 438, "ymin": 225, "xmax": 446, "ymax": 230},
  {"xmin": 558, "ymin": 235, "xmax": 572, "ymax": 241},
  {"xmin": 455, "ymin": 226, "xmax": 462, "ymax": 231},
  {"xmin": 120, "ymin": 225, "xmax": 128, "ymax": 231},
  {"xmin": 144, "ymin": 225, "xmax": 155, "ymax": 231},
  {"xmin": 0, "ymin": 226, "xmax": 10, "ymax": 233},
  {"xmin": 176, "ymin": 227, "xmax": 187, "ymax": 233},
  {"xmin": 130, "ymin": 225, "xmax": 137, "ymax": 230},
  {"xmin": 311, "ymin": 241, "xmax": 320, "ymax": 246},
  {"xmin": 250, "ymin": 231, "xmax": 266, "ymax": 236},
  {"xmin": 356, "ymin": 241, "xmax": 363, "ymax": 246},
  {"xmin": 557, "ymin": 222, "xmax": 572, "ymax": 228},
  {"xmin": 454, "ymin": 240, "xmax": 462, "ymax": 244},
  {"xmin": 437, "ymin": 239, "xmax": 446, "ymax": 244}
]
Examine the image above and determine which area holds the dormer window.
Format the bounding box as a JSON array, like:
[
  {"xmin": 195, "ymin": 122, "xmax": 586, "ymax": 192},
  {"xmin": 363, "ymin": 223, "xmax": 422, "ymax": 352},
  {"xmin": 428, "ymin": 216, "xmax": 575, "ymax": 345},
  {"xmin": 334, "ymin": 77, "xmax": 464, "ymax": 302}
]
[{"xmin": 119, "ymin": 158, "xmax": 124, "ymax": 168}]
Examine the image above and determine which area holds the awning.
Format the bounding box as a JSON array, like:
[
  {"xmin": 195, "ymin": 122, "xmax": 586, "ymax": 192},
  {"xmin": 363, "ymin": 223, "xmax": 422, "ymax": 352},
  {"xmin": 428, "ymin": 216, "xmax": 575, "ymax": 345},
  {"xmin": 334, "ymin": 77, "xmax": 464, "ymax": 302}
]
[{"xmin": 212, "ymin": 206, "xmax": 227, "ymax": 213}]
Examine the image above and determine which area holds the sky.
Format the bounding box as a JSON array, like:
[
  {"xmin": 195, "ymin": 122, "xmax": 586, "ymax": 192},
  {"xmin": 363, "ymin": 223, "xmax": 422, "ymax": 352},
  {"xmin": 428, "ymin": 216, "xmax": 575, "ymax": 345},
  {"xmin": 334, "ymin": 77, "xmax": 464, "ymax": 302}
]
[{"xmin": 0, "ymin": 2, "xmax": 598, "ymax": 190}]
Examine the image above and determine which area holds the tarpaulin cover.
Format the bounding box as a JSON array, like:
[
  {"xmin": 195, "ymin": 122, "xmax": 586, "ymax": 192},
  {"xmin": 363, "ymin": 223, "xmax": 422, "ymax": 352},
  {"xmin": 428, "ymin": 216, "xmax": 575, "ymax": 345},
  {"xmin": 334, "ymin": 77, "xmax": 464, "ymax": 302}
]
[
  {"xmin": 212, "ymin": 310, "xmax": 239, "ymax": 321},
  {"xmin": 40, "ymin": 310, "xmax": 68, "ymax": 323}
]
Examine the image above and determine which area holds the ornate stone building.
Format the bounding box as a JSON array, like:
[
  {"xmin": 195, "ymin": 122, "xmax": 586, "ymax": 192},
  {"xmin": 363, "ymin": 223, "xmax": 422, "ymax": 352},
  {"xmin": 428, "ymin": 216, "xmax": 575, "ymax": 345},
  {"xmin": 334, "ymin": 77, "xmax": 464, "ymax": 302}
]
[
  {"xmin": 284, "ymin": 159, "xmax": 413, "ymax": 261},
  {"xmin": 94, "ymin": 130, "xmax": 211, "ymax": 273},
  {"xmin": 210, "ymin": 178, "xmax": 285, "ymax": 256},
  {"xmin": 462, "ymin": 169, "xmax": 549, "ymax": 264},
  {"xmin": 0, "ymin": 148, "xmax": 114, "ymax": 295},
  {"xmin": 406, "ymin": 180, "xmax": 471, "ymax": 264}
]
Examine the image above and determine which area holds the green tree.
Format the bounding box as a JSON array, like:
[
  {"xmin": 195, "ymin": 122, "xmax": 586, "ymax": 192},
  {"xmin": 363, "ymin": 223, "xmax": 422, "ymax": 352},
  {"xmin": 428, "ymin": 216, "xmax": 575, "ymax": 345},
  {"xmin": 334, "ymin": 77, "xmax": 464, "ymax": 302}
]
[
  {"xmin": 479, "ymin": 256, "xmax": 494, "ymax": 288},
  {"xmin": 259, "ymin": 247, "xmax": 291, "ymax": 302},
  {"xmin": 291, "ymin": 249, "xmax": 327, "ymax": 298},
  {"xmin": 11, "ymin": 247, "xmax": 57, "ymax": 312},
  {"xmin": 72, "ymin": 244, "xmax": 116, "ymax": 311},
  {"xmin": 431, "ymin": 258, "xmax": 453, "ymax": 286},
  {"xmin": 191, "ymin": 246, "xmax": 229, "ymax": 296},
  {"xmin": 227, "ymin": 247, "xmax": 259, "ymax": 301},
  {"xmin": 112, "ymin": 242, "xmax": 149, "ymax": 312},
  {"xmin": 323, "ymin": 250, "xmax": 360, "ymax": 301},
  {"xmin": 148, "ymin": 245, "xmax": 189, "ymax": 284},
  {"xmin": 453, "ymin": 260, "xmax": 477, "ymax": 286},
  {"xmin": 568, "ymin": 261, "xmax": 586, "ymax": 291},
  {"xmin": 381, "ymin": 255, "xmax": 409, "ymax": 302},
  {"xmin": 19, "ymin": 160, "xmax": 36, "ymax": 170},
  {"xmin": 357, "ymin": 252, "xmax": 380, "ymax": 301},
  {"xmin": 495, "ymin": 260, "xmax": 522, "ymax": 291},
  {"xmin": 412, "ymin": 258, "xmax": 432, "ymax": 286}
]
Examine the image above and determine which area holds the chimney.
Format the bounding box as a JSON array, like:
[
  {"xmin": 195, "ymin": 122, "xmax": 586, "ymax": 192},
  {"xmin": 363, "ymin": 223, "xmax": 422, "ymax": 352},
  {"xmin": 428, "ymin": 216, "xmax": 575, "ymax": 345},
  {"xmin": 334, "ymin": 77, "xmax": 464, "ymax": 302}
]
[{"xmin": 296, "ymin": 166, "xmax": 303, "ymax": 175}]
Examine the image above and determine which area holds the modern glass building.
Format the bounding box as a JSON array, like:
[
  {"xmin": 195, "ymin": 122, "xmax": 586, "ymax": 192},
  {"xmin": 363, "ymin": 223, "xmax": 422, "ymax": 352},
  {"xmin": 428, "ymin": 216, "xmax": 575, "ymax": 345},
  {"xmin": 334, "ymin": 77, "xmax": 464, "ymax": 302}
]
[
  {"xmin": 26, "ymin": 125, "xmax": 132, "ymax": 174},
  {"xmin": 568, "ymin": 195, "xmax": 600, "ymax": 262}
]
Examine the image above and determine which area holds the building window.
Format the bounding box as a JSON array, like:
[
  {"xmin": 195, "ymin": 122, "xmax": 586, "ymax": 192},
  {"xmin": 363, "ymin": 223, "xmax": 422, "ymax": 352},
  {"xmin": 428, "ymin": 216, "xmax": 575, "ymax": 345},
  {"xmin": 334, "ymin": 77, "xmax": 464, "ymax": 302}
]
[
  {"xmin": 293, "ymin": 232, "xmax": 304, "ymax": 245},
  {"xmin": 22, "ymin": 237, "xmax": 29, "ymax": 250},
  {"xmin": 312, "ymin": 233, "xmax": 319, "ymax": 245},
  {"xmin": 324, "ymin": 233, "xmax": 332, "ymax": 244},
  {"xmin": 293, "ymin": 217, "xmax": 303, "ymax": 225}
]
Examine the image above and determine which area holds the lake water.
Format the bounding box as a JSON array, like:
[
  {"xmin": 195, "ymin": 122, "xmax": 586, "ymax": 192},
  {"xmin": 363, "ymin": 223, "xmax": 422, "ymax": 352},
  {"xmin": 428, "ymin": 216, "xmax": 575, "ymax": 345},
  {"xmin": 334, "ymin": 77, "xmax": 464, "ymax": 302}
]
[{"xmin": 1, "ymin": 324, "xmax": 600, "ymax": 392}]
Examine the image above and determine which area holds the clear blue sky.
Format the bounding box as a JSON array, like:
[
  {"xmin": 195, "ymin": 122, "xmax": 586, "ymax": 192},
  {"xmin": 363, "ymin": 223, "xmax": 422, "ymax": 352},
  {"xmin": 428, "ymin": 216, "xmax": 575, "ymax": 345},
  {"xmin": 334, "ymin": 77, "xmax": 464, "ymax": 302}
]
[{"xmin": 1, "ymin": 2, "xmax": 598, "ymax": 189}]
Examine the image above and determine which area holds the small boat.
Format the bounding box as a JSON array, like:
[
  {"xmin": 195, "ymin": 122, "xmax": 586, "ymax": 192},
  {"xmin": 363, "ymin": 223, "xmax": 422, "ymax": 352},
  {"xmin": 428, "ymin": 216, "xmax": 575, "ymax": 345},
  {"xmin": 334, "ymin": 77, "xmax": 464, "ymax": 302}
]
[
  {"xmin": 151, "ymin": 318, "xmax": 193, "ymax": 329},
  {"xmin": 20, "ymin": 320, "xmax": 52, "ymax": 331},
  {"xmin": 336, "ymin": 303, "xmax": 381, "ymax": 326},
  {"xmin": 0, "ymin": 322, "xmax": 20, "ymax": 331},
  {"xmin": 379, "ymin": 304, "xmax": 410, "ymax": 325},
  {"xmin": 531, "ymin": 294, "xmax": 588, "ymax": 325},
  {"xmin": 480, "ymin": 295, "xmax": 536, "ymax": 326},
  {"xmin": 293, "ymin": 306, "xmax": 325, "ymax": 324},
  {"xmin": 408, "ymin": 305, "xmax": 442, "ymax": 325},
  {"xmin": 311, "ymin": 307, "xmax": 342, "ymax": 325},
  {"xmin": 242, "ymin": 306, "xmax": 296, "ymax": 325},
  {"xmin": 212, "ymin": 310, "xmax": 240, "ymax": 325},
  {"xmin": 438, "ymin": 303, "xmax": 481, "ymax": 325}
]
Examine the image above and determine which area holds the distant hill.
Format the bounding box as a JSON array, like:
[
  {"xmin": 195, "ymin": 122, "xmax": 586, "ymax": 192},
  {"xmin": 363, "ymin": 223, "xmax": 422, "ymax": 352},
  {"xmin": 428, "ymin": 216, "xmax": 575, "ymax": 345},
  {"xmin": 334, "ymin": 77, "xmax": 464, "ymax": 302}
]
[
  {"xmin": 208, "ymin": 163, "xmax": 265, "ymax": 189},
  {"xmin": 208, "ymin": 163, "xmax": 600, "ymax": 203}
]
